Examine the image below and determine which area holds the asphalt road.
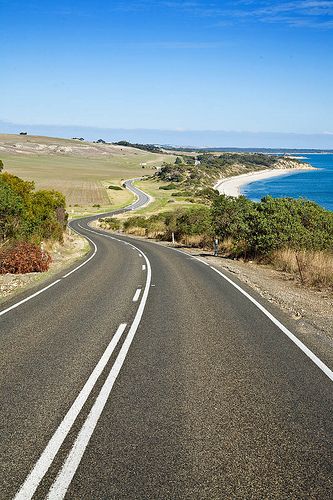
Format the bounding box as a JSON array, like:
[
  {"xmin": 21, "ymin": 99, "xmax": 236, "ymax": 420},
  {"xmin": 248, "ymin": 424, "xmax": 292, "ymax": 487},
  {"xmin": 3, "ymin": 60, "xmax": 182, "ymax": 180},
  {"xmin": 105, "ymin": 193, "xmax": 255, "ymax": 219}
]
[{"xmin": 0, "ymin": 180, "xmax": 332, "ymax": 499}]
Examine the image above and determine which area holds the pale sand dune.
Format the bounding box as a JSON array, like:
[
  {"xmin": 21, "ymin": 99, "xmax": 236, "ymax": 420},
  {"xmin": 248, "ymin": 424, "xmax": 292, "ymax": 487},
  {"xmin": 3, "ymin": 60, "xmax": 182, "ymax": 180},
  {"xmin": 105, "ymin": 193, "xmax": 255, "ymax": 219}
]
[{"xmin": 214, "ymin": 168, "xmax": 310, "ymax": 197}]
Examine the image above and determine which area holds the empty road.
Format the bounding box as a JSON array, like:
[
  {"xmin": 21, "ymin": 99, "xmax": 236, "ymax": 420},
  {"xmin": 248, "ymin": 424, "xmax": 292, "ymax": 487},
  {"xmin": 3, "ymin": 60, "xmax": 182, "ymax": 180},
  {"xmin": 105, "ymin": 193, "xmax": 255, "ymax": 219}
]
[{"xmin": 0, "ymin": 180, "xmax": 332, "ymax": 499}]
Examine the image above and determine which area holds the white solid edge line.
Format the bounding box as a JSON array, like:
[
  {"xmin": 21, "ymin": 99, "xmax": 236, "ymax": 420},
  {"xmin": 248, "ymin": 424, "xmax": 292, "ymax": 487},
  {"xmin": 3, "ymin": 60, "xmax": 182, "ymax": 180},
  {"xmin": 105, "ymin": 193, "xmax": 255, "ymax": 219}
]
[
  {"xmin": 195, "ymin": 258, "xmax": 210, "ymax": 266},
  {"xmin": 0, "ymin": 176, "xmax": 146, "ymax": 316},
  {"xmin": 132, "ymin": 288, "xmax": 141, "ymax": 302},
  {"xmin": 14, "ymin": 323, "xmax": 127, "ymax": 500},
  {"xmin": 0, "ymin": 280, "xmax": 62, "ymax": 317},
  {"xmin": 46, "ymin": 244, "xmax": 152, "ymax": 499},
  {"xmin": 209, "ymin": 266, "xmax": 333, "ymax": 382},
  {"xmin": 169, "ymin": 247, "xmax": 333, "ymax": 382},
  {"xmin": 0, "ymin": 227, "xmax": 98, "ymax": 318}
]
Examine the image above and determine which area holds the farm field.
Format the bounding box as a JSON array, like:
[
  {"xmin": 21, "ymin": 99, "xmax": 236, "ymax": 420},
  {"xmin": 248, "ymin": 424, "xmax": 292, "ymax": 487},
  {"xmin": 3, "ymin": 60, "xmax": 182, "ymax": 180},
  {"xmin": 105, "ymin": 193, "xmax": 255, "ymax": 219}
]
[{"xmin": 0, "ymin": 134, "xmax": 174, "ymax": 215}]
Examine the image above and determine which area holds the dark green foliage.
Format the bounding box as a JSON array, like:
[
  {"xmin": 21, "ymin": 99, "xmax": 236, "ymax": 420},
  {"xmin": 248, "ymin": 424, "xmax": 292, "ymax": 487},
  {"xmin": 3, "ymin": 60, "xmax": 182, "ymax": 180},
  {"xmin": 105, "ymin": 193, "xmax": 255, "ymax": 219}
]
[
  {"xmin": 155, "ymin": 163, "xmax": 186, "ymax": 183},
  {"xmin": 195, "ymin": 188, "xmax": 220, "ymax": 202},
  {"xmin": 212, "ymin": 195, "xmax": 333, "ymax": 257},
  {"xmin": 108, "ymin": 185, "xmax": 123, "ymax": 191},
  {"xmin": 154, "ymin": 152, "xmax": 300, "ymax": 202},
  {"xmin": 113, "ymin": 141, "xmax": 162, "ymax": 153},
  {"xmin": 123, "ymin": 216, "xmax": 149, "ymax": 231},
  {"xmin": 197, "ymin": 153, "xmax": 278, "ymax": 170},
  {"xmin": 174, "ymin": 206, "xmax": 212, "ymax": 238},
  {"xmin": 171, "ymin": 190, "xmax": 193, "ymax": 197},
  {"xmin": 0, "ymin": 172, "xmax": 67, "ymax": 245},
  {"xmin": 248, "ymin": 197, "xmax": 333, "ymax": 255},
  {"xmin": 100, "ymin": 217, "xmax": 121, "ymax": 231},
  {"xmin": 159, "ymin": 183, "xmax": 178, "ymax": 190},
  {"xmin": 0, "ymin": 160, "xmax": 3, "ymax": 172}
]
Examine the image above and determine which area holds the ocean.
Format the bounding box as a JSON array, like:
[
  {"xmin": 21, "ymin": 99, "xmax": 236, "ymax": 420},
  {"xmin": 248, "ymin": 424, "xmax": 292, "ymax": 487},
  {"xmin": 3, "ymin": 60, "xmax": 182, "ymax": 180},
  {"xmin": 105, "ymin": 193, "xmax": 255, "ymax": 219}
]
[{"xmin": 241, "ymin": 153, "xmax": 333, "ymax": 211}]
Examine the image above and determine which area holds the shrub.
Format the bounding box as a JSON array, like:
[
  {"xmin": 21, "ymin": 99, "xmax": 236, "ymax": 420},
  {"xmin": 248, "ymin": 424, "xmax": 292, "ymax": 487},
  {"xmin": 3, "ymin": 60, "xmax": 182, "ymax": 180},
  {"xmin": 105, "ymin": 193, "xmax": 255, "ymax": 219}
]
[
  {"xmin": 0, "ymin": 242, "xmax": 51, "ymax": 274},
  {"xmin": 108, "ymin": 185, "xmax": 123, "ymax": 190},
  {"xmin": 211, "ymin": 195, "xmax": 333, "ymax": 258},
  {"xmin": 171, "ymin": 190, "xmax": 193, "ymax": 197},
  {"xmin": 0, "ymin": 173, "xmax": 67, "ymax": 244},
  {"xmin": 175, "ymin": 206, "xmax": 212, "ymax": 239},
  {"xmin": 248, "ymin": 197, "xmax": 333, "ymax": 256},
  {"xmin": 100, "ymin": 217, "xmax": 121, "ymax": 231},
  {"xmin": 159, "ymin": 183, "xmax": 178, "ymax": 190}
]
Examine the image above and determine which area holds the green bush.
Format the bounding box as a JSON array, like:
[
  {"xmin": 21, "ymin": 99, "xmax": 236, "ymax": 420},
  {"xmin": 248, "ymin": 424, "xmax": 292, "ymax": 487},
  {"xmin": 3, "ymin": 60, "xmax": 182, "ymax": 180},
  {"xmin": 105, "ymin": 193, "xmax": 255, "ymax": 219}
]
[
  {"xmin": 100, "ymin": 217, "xmax": 121, "ymax": 231},
  {"xmin": 171, "ymin": 190, "xmax": 193, "ymax": 197},
  {"xmin": 159, "ymin": 183, "xmax": 178, "ymax": 190},
  {"xmin": 0, "ymin": 172, "xmax": 67, "ymax": 245},
  {"xmin": 211, "ymin": 195, "xmax": 333, "ymax": 258},
  {"xmin": 108, "ymin": 185, "xmax": 123, "ymax": 190},
  {"xmin": 175, "ymin": 206, "xmax": 212, "ymax": 238}
]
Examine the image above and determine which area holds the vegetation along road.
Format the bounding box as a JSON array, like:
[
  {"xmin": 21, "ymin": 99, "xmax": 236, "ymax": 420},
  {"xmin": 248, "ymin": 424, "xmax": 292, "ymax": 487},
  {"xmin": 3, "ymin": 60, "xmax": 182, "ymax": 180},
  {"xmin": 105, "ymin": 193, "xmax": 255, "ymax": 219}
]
[{"xmin": 0, "ymin": 180, "xmax": 332, "ymax": 499}]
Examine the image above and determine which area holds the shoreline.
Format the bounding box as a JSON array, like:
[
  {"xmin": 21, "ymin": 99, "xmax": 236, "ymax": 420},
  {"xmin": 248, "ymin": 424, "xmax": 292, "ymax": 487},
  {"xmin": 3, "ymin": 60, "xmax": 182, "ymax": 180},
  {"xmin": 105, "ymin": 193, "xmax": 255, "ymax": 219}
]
[{"xmin": 214, "ymin": 167, "xmax": 314, "ymax": 197}]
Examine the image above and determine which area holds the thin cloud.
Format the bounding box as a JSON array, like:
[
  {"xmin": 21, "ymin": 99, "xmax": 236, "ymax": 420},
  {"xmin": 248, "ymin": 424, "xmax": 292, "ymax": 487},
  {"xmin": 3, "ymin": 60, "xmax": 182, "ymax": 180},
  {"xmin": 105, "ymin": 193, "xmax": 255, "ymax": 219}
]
[{"xmin": 159, "ymin": 0, "xmax": 333, "ymax": 29}]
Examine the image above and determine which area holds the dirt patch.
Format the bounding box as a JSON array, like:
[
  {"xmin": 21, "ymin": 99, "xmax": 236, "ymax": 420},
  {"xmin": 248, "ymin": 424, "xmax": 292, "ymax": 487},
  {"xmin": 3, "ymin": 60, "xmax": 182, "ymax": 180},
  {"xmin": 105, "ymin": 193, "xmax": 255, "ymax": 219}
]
[{"xmin": 0, "ymin": 231, "xmax": 89, "ymax": 304}]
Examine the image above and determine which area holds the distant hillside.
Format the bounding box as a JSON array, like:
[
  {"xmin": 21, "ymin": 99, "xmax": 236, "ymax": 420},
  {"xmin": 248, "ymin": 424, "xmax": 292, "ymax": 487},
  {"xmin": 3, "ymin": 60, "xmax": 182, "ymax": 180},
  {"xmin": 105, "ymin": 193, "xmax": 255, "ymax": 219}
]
[
  {"xmin": 155, "ymin": 152, "xmax": 311, "ymax": 190},
  {"xmin": 0, "ymin": 135, "xmax": 173, "ymax": 210},
  {"xmin": 161, "ymin": 145, "xmax": 333, "ymax": 154},
  {"xmin": 0, "ymin": 134, "xmax": 149, "ymax": 158}
]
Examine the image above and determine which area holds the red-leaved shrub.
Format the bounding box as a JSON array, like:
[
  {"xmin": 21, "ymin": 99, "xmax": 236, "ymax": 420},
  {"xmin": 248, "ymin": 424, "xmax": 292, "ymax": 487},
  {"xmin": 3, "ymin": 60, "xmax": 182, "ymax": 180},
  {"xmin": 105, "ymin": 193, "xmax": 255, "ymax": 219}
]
[{"xmin": 0, "ymin": 242, "xmax": 51, "ymax": 274}]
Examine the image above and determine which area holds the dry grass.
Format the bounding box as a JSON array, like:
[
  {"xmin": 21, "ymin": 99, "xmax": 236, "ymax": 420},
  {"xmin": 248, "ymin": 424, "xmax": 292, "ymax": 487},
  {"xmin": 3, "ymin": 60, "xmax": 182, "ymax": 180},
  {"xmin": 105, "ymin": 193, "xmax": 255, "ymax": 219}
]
[
  {"xmin": 271, "ymin": 248, "xmax": 333, "ymax": 290},
  {"xmin": 125, "ymin": 227, "xmax": 147, "ymax": 237}
]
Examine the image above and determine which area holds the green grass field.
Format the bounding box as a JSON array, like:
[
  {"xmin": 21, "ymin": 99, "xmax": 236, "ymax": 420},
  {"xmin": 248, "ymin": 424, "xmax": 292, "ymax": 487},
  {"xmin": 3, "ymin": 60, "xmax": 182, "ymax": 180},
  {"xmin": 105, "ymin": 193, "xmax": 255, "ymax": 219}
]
[
  {"xmin": 133, "ymin": 178, "xmax": 195, "ymax": 216},
  {"xmin": 0, "ymin": 135, "xmax": 174, "ymax": 215}
]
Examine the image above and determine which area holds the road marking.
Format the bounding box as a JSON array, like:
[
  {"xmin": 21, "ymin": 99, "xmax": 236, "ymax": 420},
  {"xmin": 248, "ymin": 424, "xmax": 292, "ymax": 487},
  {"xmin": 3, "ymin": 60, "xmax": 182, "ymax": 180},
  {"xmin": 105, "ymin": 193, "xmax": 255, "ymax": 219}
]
[
  {"xmin": 209, "ymin": 266, "xmax": 333, "ymax": 382},
  {"xmin": 142, "ymin": 264, "xmax": 146, "ymax": 271},
  {"xmin": 138, "ymin": 253, "xmax": 143, "ymax": 257},
  {"xmin": 46, "ymin": 242, "xmax": 152, "ymax": 499},
  {"xmin": 169, "ymin": 246, "xmax": 333, "ymax": 382},
  {"xmin": 132, "ymin": 288, "xmax": 141, "ymax": 302},
  {"xmin": 14, "ymin": 323, "xmax": 127, "ymax": 500},
  {"xmin": 0, "ymin": 178, "xmax": 148, "ymax": 318},
  {"xmin": 0, "ymin": 280, "xmax": 62, "ymax": 318},
  {"xmin": 195, "ymin": 258, "xmax": 210, "ymax": 266}
]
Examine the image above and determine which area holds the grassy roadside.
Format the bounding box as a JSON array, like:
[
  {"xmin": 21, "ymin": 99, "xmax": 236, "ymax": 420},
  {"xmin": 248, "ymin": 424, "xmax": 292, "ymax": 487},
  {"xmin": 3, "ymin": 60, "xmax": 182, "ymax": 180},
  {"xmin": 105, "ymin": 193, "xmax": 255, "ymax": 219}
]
[{"xmin": 132, "ymin": 178, "xmax": 199, "ymax": 216}]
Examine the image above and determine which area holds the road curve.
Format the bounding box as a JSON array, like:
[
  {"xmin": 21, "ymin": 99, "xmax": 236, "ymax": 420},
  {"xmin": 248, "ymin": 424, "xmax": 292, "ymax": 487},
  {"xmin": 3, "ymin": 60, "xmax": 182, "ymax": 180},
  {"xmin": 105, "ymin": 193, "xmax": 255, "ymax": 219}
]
[{"xmin": 0, "ymin": 180, "xmax": 332, "ymax": 499}]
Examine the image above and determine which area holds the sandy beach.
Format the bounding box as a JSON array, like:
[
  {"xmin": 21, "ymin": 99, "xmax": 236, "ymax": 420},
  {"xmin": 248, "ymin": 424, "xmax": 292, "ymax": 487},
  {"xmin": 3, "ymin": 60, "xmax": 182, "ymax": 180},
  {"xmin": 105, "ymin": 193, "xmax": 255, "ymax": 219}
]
[{"xmin": 214, "ymin": 168, "xmax": 311, "ymax": 197}]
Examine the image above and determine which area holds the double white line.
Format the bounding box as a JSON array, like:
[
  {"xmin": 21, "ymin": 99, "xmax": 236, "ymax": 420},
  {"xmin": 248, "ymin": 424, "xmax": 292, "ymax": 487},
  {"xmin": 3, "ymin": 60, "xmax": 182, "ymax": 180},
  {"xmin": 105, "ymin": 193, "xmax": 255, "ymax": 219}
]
[{"xmin": 15, "ymin": 242, "xmax": 152, "ymax": 500}]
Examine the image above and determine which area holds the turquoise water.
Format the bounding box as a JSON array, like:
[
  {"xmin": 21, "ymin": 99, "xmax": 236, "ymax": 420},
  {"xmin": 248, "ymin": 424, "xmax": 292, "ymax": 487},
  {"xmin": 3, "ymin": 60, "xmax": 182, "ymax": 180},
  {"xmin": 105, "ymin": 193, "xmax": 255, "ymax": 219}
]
[{"xmin": 242, "ymin": 154, "xmax": 333, "ymax": 211}]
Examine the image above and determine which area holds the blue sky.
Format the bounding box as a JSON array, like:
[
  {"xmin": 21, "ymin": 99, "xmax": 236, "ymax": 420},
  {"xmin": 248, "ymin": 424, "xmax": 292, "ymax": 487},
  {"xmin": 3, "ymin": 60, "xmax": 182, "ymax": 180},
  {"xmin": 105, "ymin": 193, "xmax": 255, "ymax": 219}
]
[{"xmin": 1, "ymin": 1, "xmax": 333, "ymax": 146}]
